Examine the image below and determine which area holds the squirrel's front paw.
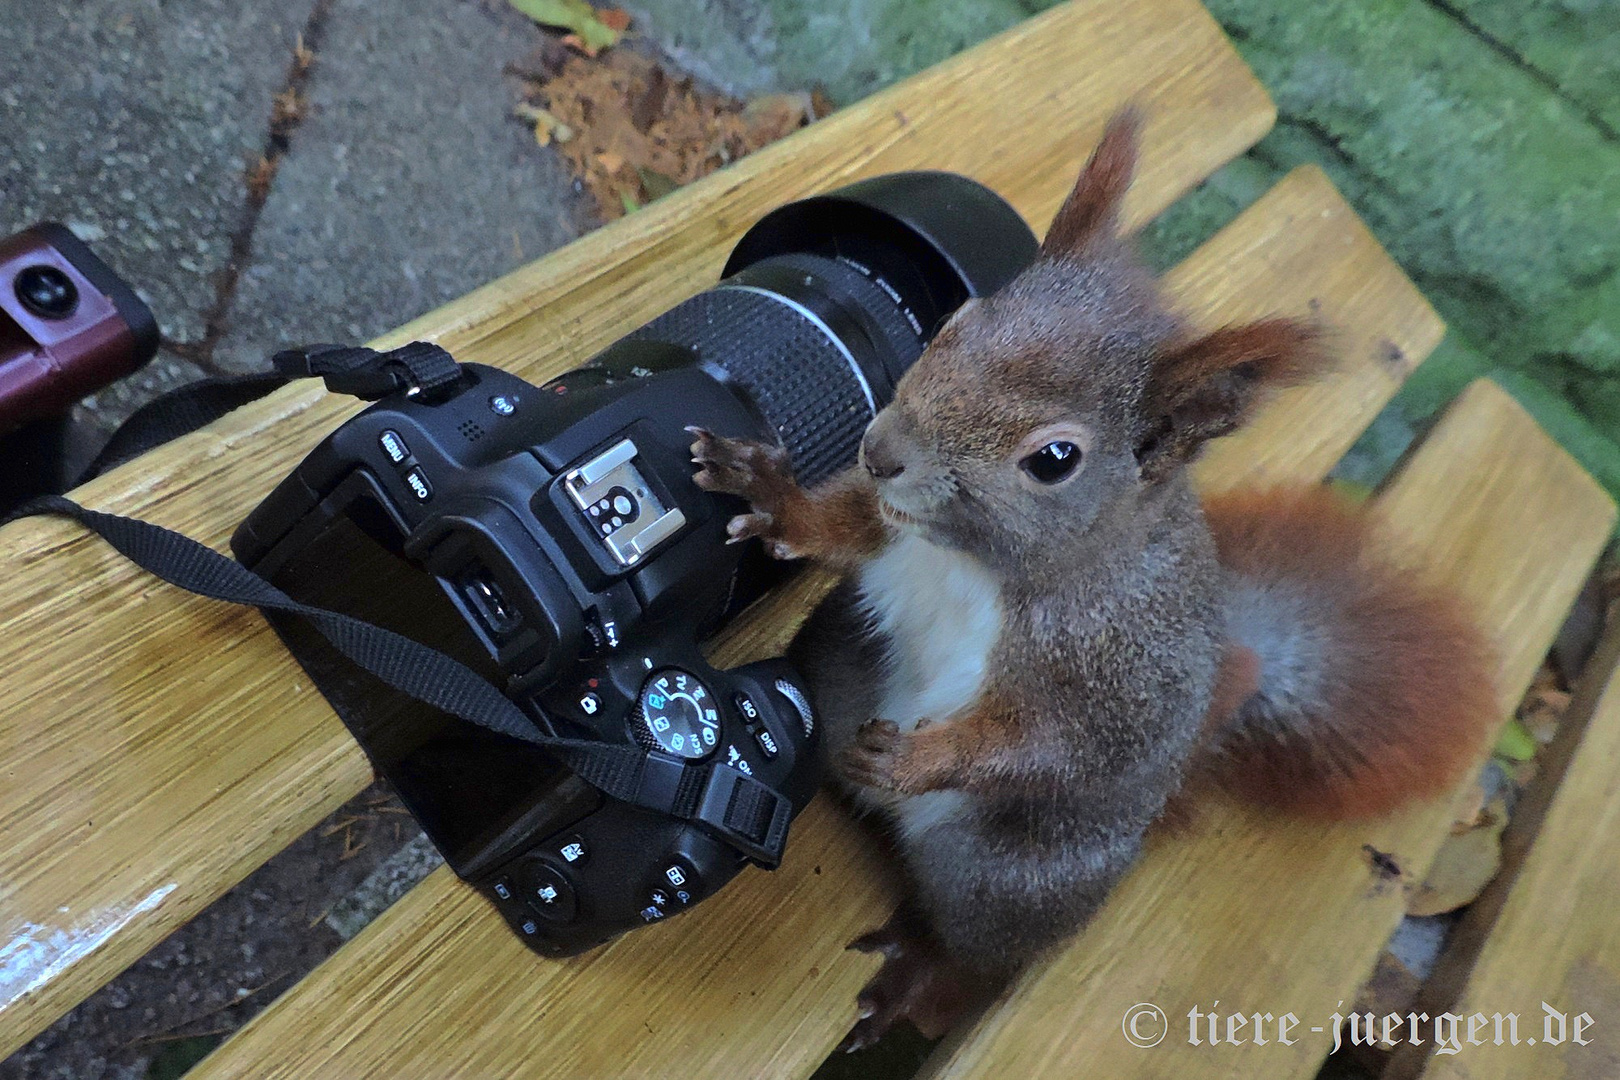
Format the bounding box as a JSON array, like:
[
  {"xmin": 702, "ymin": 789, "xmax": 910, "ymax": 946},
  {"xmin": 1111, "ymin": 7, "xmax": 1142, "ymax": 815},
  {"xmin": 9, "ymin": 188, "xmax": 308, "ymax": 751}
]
[
  {"xmin": 839, "ymin": 720, "xmax": 914, "ymax": 793},
  {"xmin": 687, "ymin": 427, "xmax": 803, "ymax": 558}
]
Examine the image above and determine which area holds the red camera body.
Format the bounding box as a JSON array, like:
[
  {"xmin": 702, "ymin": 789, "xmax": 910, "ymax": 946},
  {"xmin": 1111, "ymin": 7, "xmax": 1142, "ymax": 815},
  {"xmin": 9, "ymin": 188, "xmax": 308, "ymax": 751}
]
[{"xmin": 0, "ymin": 224, "xmax": 158, "ymax": 432}]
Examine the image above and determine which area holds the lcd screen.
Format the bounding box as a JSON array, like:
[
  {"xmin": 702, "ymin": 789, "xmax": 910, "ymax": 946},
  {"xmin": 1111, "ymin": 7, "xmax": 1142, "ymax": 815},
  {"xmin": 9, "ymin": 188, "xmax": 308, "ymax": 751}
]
[{"xmin": 262, "ymin": 483, "xmax": 600, "ymax": 876}]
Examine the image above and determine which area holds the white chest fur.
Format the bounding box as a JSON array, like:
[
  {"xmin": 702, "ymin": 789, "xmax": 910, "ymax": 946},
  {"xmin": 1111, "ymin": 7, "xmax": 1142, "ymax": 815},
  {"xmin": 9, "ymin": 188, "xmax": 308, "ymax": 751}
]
[{"xmin": 855, "ymin": 533, "xmax": 1004, "ymax": 836}]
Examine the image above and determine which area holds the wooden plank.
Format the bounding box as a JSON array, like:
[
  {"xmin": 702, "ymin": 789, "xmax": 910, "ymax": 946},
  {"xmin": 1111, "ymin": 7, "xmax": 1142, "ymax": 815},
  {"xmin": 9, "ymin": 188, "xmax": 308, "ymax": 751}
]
[
  {"xmin": 921, "ymin": 379, "xmax": 1617, "ymax": 1080},
  {"xmin": 190, "ymin": 166, "xmax": 1439, "ymax": 1078},
  {"xmin": 0, "ymin": 0, "xmax": 1274, "ymax": 1054},
  {"xmin": 1410, "ymin": 636, "xmax": 1620, "ymax": 1080}
]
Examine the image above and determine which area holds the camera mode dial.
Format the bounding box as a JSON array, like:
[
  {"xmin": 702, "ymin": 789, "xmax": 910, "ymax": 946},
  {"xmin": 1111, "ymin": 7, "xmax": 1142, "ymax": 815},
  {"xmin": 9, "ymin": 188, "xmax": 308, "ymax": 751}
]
[{"xmin": 635, "ymin": 669, "xmax": 720, "ymax": 761}]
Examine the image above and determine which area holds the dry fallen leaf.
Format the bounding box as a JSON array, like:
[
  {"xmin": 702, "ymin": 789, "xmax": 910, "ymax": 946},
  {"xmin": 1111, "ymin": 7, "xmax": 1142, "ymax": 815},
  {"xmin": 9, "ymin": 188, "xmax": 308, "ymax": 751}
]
[
  {"xmin": 635, "ymin": 166, "xmax": 680, "ymax": 202},
  {"xmin": 513, "ymin": 102, "xmax": 574, "ymax": 145},
  {"xmin": 1406, "ymin": 795, "xmax": 1508, "ymax": 917},
  {"xmin": 518, "ymin": 48, "xmax": 821, "ymax": 220},
  {"xmin": 559, "ymin": 32, "xmax": 598, "ymax": 57},
  {"xmin": 1449, "ymin": 773, "xmax": 1489, "ymax": 835},
  {"xmin": 596, "ymin": 7, "xmax": 632, "ymax": 32},
  {"xmin": 745, "ymin": 91, "xmax": 815, "ymax": 140}
]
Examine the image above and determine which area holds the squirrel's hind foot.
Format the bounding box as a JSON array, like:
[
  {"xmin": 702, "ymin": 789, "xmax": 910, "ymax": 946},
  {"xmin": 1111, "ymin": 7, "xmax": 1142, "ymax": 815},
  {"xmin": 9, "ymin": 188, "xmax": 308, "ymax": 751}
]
[{"xmin": 839, "ymin": 913, "xmax": 977, "ymax": 1052}]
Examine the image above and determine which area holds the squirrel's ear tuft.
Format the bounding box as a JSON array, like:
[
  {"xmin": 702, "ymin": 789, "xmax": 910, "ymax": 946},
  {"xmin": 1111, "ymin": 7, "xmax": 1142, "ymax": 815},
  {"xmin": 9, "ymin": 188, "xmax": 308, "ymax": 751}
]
[
  {"xmin": 1039, "ymin": 107, "xmax": 1141, "ymax": 259},
  {"xmin": 1135, "ymin": 319, "xmax": 1325, "ymax": 481}
]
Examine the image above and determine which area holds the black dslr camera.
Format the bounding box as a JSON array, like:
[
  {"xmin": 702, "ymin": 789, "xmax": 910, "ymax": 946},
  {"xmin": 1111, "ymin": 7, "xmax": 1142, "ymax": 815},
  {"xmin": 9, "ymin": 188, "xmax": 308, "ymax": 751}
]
[{"xmin": 232, "ymin": 173, "xmax": 1037, "ymax": 955}]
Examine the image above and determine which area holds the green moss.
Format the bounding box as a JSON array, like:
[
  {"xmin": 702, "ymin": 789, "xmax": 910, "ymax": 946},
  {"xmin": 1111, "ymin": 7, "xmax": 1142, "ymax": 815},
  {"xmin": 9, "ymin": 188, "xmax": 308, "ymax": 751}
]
[
  {"xmin": 1137, "ymin": 154, "xmax": 1282, "ymax": 271},
  {"xmin": 1198, "ymin": 0, "xmax": 1620, "ymax": 499},
  {"xmin": 1447, "ymin": 0, "xmax": 1620, "ymax": 132}
]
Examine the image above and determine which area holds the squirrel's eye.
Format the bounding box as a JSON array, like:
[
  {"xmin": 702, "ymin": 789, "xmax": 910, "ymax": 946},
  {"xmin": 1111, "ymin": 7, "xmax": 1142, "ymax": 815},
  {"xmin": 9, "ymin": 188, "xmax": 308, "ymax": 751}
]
[{"xmin": 1020, "ymin": 441, "xmax": 1082, "ymax": 484}]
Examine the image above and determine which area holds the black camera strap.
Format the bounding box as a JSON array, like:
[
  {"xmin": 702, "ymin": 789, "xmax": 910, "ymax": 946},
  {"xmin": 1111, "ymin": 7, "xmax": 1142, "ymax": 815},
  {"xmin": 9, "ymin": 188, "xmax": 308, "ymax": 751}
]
[
  {"xmin": 77, "ymin": 342, "xmax": 465, "ymax": 483},
  {"xmin": 1, "ymin": 344, "xmax": 791, "ymax": 869}
]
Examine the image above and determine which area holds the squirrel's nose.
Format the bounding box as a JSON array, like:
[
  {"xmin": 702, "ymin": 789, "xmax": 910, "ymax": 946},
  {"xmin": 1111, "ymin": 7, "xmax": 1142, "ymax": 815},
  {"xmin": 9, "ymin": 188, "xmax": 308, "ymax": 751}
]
[{"xmin": 860, "ymin": 431, "xmax": 906, "ymax": 480}]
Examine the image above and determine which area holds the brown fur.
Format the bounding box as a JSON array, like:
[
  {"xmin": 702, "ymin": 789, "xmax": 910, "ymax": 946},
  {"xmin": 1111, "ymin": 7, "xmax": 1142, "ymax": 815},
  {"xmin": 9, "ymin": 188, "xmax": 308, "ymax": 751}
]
[
  {"xmin": 839, "ymin": 697, "xmax": 1031, "ymax": 796},
  {"xmin": 1138, "ymin": 320, "xmax": 1326, "ymax": 481},
  {"xmin": 1039, "ymin": 108, "xmax": 1141, "ymax": 257},
  {"xmin": 689, "ymin": 428, "xmax": 887, "ymax": 569},
  {"xmin": 1197, "ymin": 485, "xmax": 1498, "ymax": 818}
]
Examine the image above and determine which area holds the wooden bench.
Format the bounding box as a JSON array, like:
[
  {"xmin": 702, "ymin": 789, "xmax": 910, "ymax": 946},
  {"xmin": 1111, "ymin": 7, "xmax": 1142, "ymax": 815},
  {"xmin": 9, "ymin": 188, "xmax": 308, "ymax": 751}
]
[{"xmin": 1, "ymin": 0, "xmax": 1614, "ymax": 1075}]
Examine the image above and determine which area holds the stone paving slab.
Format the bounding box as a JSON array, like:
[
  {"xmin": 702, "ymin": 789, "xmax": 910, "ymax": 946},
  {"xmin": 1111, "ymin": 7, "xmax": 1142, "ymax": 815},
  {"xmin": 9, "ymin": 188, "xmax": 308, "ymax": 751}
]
[
  {"xmin": 212, "ymin": 0, "xmax": 590, "ymax": 373},
  {"xmin": 0, "ymin": 0, "xmax": 317, "ymax": 347}
]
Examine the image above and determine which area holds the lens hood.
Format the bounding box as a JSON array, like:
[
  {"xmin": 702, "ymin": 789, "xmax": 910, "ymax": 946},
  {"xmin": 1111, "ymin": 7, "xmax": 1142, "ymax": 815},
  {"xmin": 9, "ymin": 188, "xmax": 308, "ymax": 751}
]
[{"xmin": 723, "ymin": 172, "xmax": 1038, "ymax": 375}]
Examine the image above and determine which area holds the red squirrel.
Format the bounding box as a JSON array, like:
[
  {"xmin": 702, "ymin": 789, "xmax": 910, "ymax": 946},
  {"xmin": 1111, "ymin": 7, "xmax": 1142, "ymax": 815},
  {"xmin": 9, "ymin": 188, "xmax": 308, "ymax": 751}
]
[{"xmin": 687, "ymin": 110, "xmax": 1497, "ymax": 1050}]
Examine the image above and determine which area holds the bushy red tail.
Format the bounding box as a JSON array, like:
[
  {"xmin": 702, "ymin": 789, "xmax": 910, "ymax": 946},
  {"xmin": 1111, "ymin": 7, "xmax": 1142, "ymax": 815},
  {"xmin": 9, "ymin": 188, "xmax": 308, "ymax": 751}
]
[{"xmin": 1194, "ymin": 485, "xmax": 1498, "ymax": 819}]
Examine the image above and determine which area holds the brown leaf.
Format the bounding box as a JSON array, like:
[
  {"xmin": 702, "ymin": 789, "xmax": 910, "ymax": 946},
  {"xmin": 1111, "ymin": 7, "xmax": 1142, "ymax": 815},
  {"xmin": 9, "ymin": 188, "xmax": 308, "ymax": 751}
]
[
  {"xmin": 559, "ymin": 32, "xmax": 599, "ymax": 57},
  {"xmin": 245, "ymin": 156, "xmax": 277, "ymax": 201},
  {"xmin": 292, "ymin": 33, "xmax": 316, "ymax": 77},
  {"xmin": 523, "ymin": 49, "xmax": 818, "ymax": 220},
  {"xmin": 635, "ymin": 166, "xmax": 681, "ymax": 201},
  {"xmin": 596, "ymin": 8, "xmax": 632, "ymax": 31},
  {"xmin": 744, "ymin": 91, "xmax": 813, "ymax": 142},
  {"xmin": 809, "ymin": 85, "xmax": 837, "ymax": 119},
  {"xmin": 629, "ymin": 65, "xmax": 669, "ymax": 134},
  {"xmin": 1449, "ymin": 774, "xmax": 1489, "ymax": 835},
  {"xmin": 1353, "ymin": 951, "xmax": 1423, "ymax": 1021},
  {"xmin": 513, "ymin": 102, "xmax": 574, "ymax": 145}
]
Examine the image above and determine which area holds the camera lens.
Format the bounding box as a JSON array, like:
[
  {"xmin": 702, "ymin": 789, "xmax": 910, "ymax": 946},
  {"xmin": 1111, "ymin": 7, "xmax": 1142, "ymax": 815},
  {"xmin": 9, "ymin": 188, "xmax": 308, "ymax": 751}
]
[{"xmin": 16, "ymin": 265, "xmax": 79, "ymax": 319}]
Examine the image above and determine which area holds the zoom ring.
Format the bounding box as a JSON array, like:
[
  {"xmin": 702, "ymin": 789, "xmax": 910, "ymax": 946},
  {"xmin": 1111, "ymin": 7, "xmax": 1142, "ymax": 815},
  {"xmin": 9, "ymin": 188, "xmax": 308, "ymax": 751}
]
[{"xmin": 631, "ymin": 289, "xmax": 875, "ymax": 487}]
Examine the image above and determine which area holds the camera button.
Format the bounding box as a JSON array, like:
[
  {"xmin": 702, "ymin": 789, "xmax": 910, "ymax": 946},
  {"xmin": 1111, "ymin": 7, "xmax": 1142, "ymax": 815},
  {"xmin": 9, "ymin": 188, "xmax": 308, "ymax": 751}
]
[
  {"xmin": 491, "ymin": 876, "xmax": 516, "ymax": 902},
  {"xmin": 378, "ymin": 429, "xmax": 411, "ymax": 465},
  {"xmin": 752, "ymin": 727, "xmax": 780, "ymax": 760},
  {"xmin": 15, "ymin": 264, "xmax": 79, "ymax": 319},
  {"xmin": 403, "ymin": 466, "xmax": 433, "ymax": 503},
  {"xmin": 522, "ymin": 862, "xmax": 577, "ymax": 923},
  {"xmin": 659, "ymin": 859, "xmax": 696, "ymax": 893},
  {"xmin": 733, "ymin": 693, "xmax": 761, "ymax": 724},
  {"xmin": 556, "ymin": 835, "xmax": 589, "ymax": 866}
]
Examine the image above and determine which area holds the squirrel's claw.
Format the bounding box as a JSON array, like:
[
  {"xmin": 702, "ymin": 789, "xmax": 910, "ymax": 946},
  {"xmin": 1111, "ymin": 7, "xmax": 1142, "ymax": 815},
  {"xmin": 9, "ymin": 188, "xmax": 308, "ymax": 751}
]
[
  {"xmin": 838, "ymin": 719, "xmax": 906, "ymax": 791},
  {"xmin": 724, "ymin": 512, "xmax": 800, "ymax": 559},
  {"xmin": 689, "ymin": 429, "xmax": 803, "ymax": 560},
  {"xmin": 838, "ymin": 925, "xmax": 974, "ymax": 1052},
  {"xmin": 688, "ymin": 428, "xmax": 792, "ymax": 499}
]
